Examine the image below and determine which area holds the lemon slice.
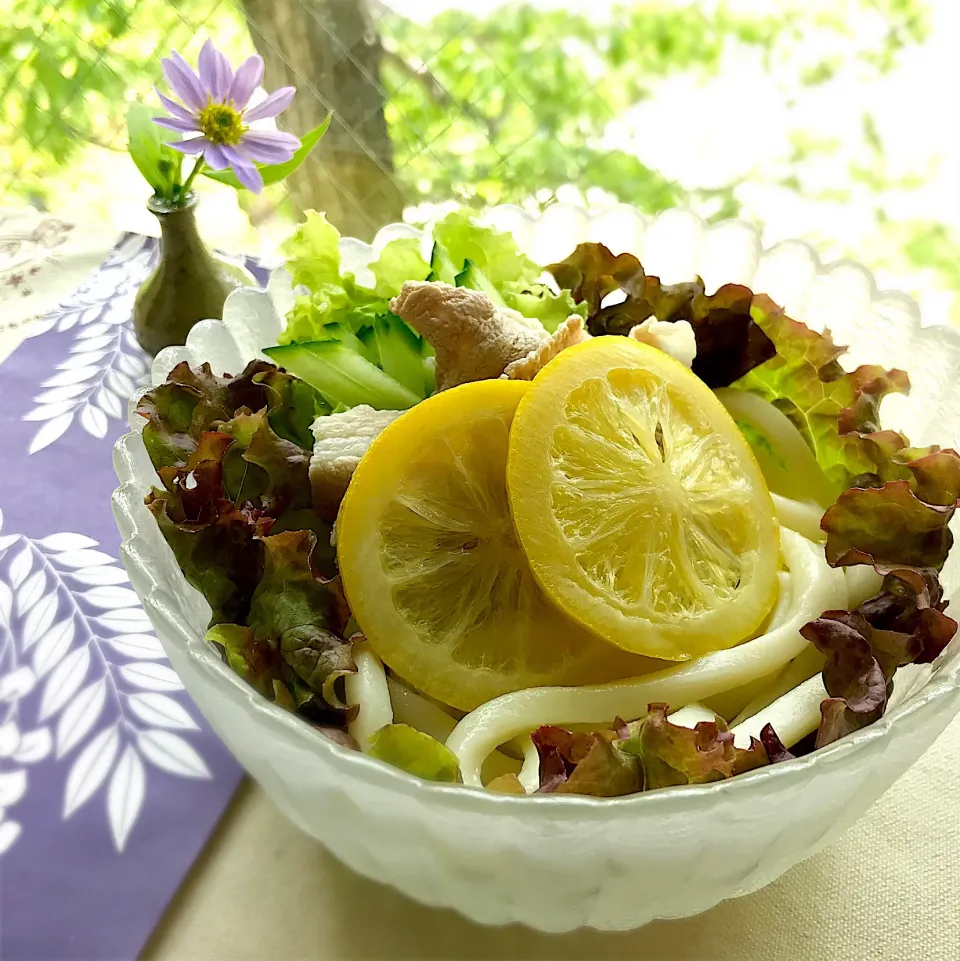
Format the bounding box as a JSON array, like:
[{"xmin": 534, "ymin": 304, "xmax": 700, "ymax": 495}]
[
  {"xmin": 336, "ymin": 379, "xmax": 650, "ymax": 711},
  {"xmin": 507, "ymin": 336, "xmax": 779, "ymax": 661}
]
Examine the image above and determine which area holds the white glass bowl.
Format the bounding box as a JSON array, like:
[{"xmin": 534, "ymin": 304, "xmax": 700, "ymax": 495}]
[{"xmin": 111, "ymin": 205, "xmax": 960, "ymax": 932}]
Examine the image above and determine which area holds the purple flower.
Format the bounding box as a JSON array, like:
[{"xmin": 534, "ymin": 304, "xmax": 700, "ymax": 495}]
[{"xmin": 154, "ymin": 40, "xmax": 300, "ymax": 194}]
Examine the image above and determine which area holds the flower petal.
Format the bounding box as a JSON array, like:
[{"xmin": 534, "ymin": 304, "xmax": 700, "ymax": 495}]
[
  {"xmin": 168, "ymin": 137, "xmax": 209, "ymax": 156},
  {"xmin": 153, "ymin": 117, "xmax": 201, "ymax": 133},
  {"xmin": 242, "ymin": 129, "xmax": 300, "ymax": 150},
  {"xmin": 228, "ymin": 55, "xmax": 264, "ymax": 110},
  {"xmin": 154, "ymin": 88, "xmax": 196, "ymax": 124},
  {"xmin": 234, "ymin": 162, "xmax": 265, "ymax": 194},
  {"xmin": 203, "ymin": 143, "xmax": 229, "ymax": 170},
  {"xmin": 216, "ymin": 57, "xmax": 235, "ymax": 102},
  {"xmin": 162, "ymin": 52, "xmax": 206, "ymax": 111},
  {"xmin": 237, "ymin": 130, "xmax": 300, "ymax": 164},
  {"xmin": 243, "ymin": 86, "xmax": 296, "ymax": 123},
  {"xmin": 198, "ymin": 39, "xmax": 233, "ymax": 102},
  {"xmin": 221, "ymin": 147, "xmax": 265, "ymax": 193}
]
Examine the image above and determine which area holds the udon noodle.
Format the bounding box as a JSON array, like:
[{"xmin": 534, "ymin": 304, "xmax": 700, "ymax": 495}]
[{"xmin": 346, "ymin": 504, "xmax": 856, "ymax": 790}]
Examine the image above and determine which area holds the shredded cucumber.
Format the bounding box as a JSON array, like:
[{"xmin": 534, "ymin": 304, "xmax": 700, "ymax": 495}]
[
  {"xmin": 264, "ymin": 342, "xmax": 421, "ymax": 411},
  {"xmin": 374, "ymin": 313, "xmax": 430, "ymax": 398},
  {"xmin": 455, "ymin": 259, "xmax": 507, "ymax": 306},
  {"xmin": 427, "ymin": 241, "xmax": 460, "ymax": 286},
  {"xmin": 316, "ymin": 321, "xmax": 378, "ymax": 366},
  {"xmin": 356, "ymin": 325, "xmax": 380, "ymax": 366}
]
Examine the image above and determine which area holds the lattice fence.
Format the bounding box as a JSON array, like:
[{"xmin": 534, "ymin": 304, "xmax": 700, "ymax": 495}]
[{"xmin": 0, "ymin": 0, "xmax": 938, "ymax": 248}]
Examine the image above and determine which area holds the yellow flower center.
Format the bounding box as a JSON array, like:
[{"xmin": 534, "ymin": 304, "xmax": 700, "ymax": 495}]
[{"xmin": 197, "ymin": 102, "xmax": 244, "ymax": 146}]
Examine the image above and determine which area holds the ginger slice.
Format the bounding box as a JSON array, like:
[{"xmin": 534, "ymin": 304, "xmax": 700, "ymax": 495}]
[
  {"xmin": 628, "ymin": 318, "xmax": 697, "ymax": 369},
  {"xmin": 310, "ymin": 406, "xmax": 403, "ymax": 518},
  {"xmin": 390, "ymin": 281, "xmax": 546, "ymax": 390},
  {"xmin": 502, "ymin": 315, "xmax": 590, "ymax": 380}
]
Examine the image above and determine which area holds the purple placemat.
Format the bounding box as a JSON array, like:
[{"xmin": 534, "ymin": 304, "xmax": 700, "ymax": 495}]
[{"xmin": 0, "ymin": 234, "xmax": 253, "ymax": 961}]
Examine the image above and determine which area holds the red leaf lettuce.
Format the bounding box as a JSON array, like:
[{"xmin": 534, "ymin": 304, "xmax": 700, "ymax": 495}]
[
  {"xmin": 547, "ymin": 242, "xmax": 776, "ymax": 387},
  {"xmin": 821, "ymin": 450, "xmax": 960, "ymax": 572},
  {"xmin": 207, "ymin": 530, "xmax": 354, "ymax": 718},
  {"xmin": 139, "ymin": 361, "xmax": 352, "ymax": 720},
  {"xmin": 530, "ymin": 705, "xmax": 770, "ymax": 797},
  {"xmin": 801, "ymin": 570, "xmax": 956, "ymax": 747}
]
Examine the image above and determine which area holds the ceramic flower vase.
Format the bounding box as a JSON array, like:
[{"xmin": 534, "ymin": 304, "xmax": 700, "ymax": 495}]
[{"xmin": 133, "ymin": 194, "xmax": 254, "ymax": 356}]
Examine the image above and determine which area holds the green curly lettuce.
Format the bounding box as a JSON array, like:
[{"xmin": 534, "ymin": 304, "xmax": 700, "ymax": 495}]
[
  {"xmin": 732, "ymin": 295, "xmax": 913, "ymax": 496},
  {"xmin": 280, "ymin": 210, "xmax": 430, "ymax": 336},
  {"xmin": 432, "ymin": 210, "xmax": 538, "ymax": 288},
  {"xmin": 431, "ymin": 210, "xmax": 583, "ymax": 332},
  {"xmin": 273, "ymin": 209, "xmax": 583, "ymax": 416},
  {"xmin": 281, "ymin": 209, "xmax": 582, "ymax": 359},
  {"xmin": 277, "ymin": 210, "xmax": 433, "ymax": 395},
  {"xmin": 370, "ymin": 236, "xmax": 433, "ymax": 298}
]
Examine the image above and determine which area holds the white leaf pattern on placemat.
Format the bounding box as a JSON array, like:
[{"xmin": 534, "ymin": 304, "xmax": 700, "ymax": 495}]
[
  {"xmin": 0, "ymin": 514, "xmax": 210, "ymax": 856},
  {"xmin": 18, "ymin": 570, "xmax": 47, "ymax": 613},
  {"xmin": 0, "ymin": 574, "xmax": 11, "ymax": 623},
  {"xmin": 137, "ymin": 730, "xmax": 210, "ymax": 779},
  {"xmin": 0, "ymin": 820, "xmax": 22, "ymax": 855},
  {"xmin": 82, "ymin": 586, "xmax": 141, "ymax": 609},
  {"xmin": 32, "ymin": 619, "xmax": 76, "ymax": 677},
  {"xmin": 37, "ymin": 534, "xmax": 98, "ymax": 552},
  {"xmin": 0, "ymin": 770, "xmax": 27, "ymax": 805},
  {"xmin": 105, "ymin": 634, "xmax": 166, "ymax": 660},
  {"xmin": 53, "ymin": 549, "xmax": 115, "ymax": 569},
  {"xmin": 40, "ymin": 647, "xmax": 89, "ymax": 719},
  {"xmin": 127, "ymin": 693, "xmax": 199, "ymax": 731},
  {"xmin": 22, "ymin": 594, "xmax": 59, "ymax": 649},
  {"xmin": 64, "ymin": 724, "xmax": 120, "ymax": 817},
  {"xmin": 57, "ymin": 679, "xmax": 107, "ymax": 757},
  {"xmin": 119, "ymin": 663, "xmax": 183, "ymax": 692},
  {"xmin": 21, "ymin": 237, "xmax": 156, "ymax": 454},
  {"xmin": 69, "ymin": 566, "xmax": 131, "ymax": 587},
  {"xmin": 0, "ymin": 723, "xmax": 18, "ymax": 755},
  {"xmin": 107, "ymin": 745, "xmax": 146, "ymax": 850},
  {"xmin": 13, "ymin": 728, "xmax": 52, "ymax": 764},
  {"xmin": 0, "ymin": 667, "xmax": 35, "ymax": 702},
  {"xmin": 9, "ymin": 547, "xmax": 31, "ymax": 588}
]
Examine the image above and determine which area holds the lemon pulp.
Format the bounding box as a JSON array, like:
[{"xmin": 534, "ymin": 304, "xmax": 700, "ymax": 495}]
[
  {"xmin": 336, "ymin": 378, "xmax": 651, "ymax": 710},
  {"xmin": 507, "ymin": 336, "xmax": 779, "ymax": 660}
]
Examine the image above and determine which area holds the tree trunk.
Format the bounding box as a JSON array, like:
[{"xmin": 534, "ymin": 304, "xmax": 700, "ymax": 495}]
[{"xmin": 240, "ymin": 0, "xmax": 404, "ymax": 240}]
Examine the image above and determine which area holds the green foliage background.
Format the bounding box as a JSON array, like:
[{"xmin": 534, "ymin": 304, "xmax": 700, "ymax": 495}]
[{"xmin": 1, "ymin": 0, "xmax": 957, "ymax": 324}]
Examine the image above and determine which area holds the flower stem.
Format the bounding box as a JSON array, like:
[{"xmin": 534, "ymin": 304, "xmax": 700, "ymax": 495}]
[{"xmin": 180, "ymin": 156, "xmax": 205, "ymax": 200}]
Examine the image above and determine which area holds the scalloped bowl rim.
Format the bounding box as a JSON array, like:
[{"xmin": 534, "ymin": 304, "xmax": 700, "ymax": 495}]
[{"xmin": 113, "ymin": 203, "xmax": 960, "ymax": 819}]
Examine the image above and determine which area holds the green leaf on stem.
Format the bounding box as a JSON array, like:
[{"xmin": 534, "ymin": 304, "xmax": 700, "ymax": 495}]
[{"xmin": 127, "ymin": 103, "xmax": 181, "ymax": 198}]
